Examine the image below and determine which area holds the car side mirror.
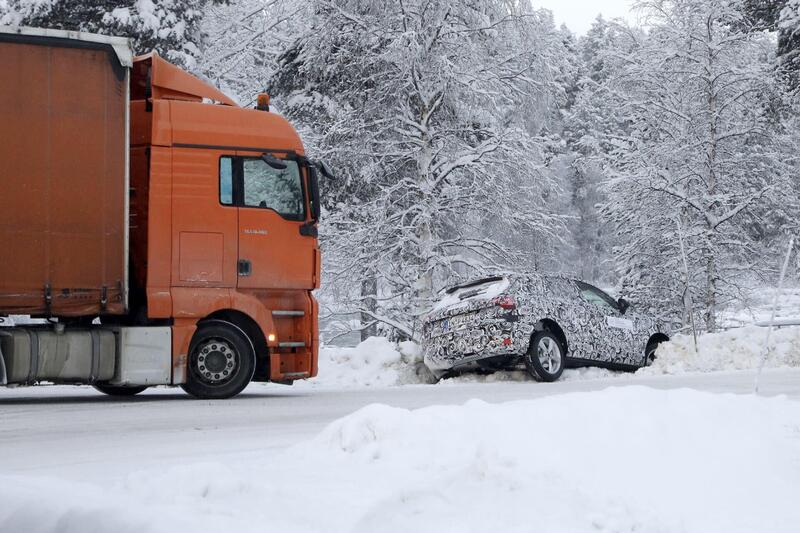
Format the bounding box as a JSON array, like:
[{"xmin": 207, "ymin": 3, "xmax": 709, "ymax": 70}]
[
  {"xmin": 617, "ymin": 298, "xmax": 630, "ymax": 315},
  {"xmin": 260, "ymin": 153, "xmax": 287, "ymax": 170}
]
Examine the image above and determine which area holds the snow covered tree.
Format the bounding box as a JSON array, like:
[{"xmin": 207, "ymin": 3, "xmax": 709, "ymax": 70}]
[
  {"xmin": 777, "ymin": 0, "xmax": 800, "ymax": 90},
  {"xmin": 739, "ymin": 0, "xmax": 800, "ymax": 92},
  {"xmin": 0, "ymin": 0, "xmax": 222, "ymax": 69},
  {"xmin": 198, "ymin": 0, "xmax": 303, "ymax": 103},
  {"xmin": 742, "ymin": 0, "xmax": 784, "ymax": 29},
  {"xmin": 555, "ymin": 16, "xmax": 642, "ymax": 284},
  {"xmin": 601, "ymin": 0, "xmax": 798, "ymax": 331},
  {"xmin": 269, "ymin": 0, "xmax": 567, "ymax": 339}
]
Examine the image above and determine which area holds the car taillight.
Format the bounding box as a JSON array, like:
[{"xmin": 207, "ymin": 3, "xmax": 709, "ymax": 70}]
[{"xmin": 492, "ymin": 295, "xmax": 516, "ymax": 310}]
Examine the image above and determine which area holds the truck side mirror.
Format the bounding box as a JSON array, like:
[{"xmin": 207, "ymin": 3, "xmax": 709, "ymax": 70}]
[
  {"xmin": 308, "ymin": 164, "xmax": 321, "ymax": 222},
  {"xmin": 318, "ymin": 161, "xmax": 335, "ymax": 180},
  {"xmin": 617, "ymin": 298, "xmax": 630, "ymax": 315},
  {"xmin": 260, "ymin": 153, "xmax": 287, "ymax": 170}
]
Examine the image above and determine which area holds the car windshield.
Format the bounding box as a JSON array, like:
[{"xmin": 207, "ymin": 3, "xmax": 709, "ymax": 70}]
[{"xmin": 575, "ymin": 281, "xmax": 619, "ymax": 311}]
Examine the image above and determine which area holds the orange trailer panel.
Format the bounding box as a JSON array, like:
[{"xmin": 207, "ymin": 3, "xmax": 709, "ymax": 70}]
[{"xmin": 0, "ymin": 29, "xmax": 132, "ymax": 316}]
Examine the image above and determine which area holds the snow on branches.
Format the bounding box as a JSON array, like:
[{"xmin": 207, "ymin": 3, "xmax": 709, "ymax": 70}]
[
  {"xmin": 597, "ymin": 0, "xmax": 798, "ymax": 331},
  {"xmin": 268, "ymin": 0, "xmax": 568, "ymax": 339},
  {"xmin": 1, "ymin": 0, "xmax": 221, "ymax": 69}
]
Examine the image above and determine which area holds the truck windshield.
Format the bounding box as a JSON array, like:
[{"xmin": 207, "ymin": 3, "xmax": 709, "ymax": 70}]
[{"xmin": 242, "ymin": 158, "xmax": 305, "ymax": 220}]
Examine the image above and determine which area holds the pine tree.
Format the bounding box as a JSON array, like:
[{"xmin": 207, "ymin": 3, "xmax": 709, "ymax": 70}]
[{"xmin": 1, "ymin": 0, "xmax": 223, "ymax": 69}]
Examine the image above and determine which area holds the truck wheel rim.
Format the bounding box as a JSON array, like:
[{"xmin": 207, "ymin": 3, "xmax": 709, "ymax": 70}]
[
  {"xmin": 537, "ymin": 337, "xmax": 561, "ymax": 374},
  {"xmin": 195, "ymin": 338, "xmax": 237, "ymax": 384}
]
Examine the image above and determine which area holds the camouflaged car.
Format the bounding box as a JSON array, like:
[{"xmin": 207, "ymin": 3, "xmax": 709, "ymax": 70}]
[{"xmin": 421, "ymin": 274, "xmax": 671, "ymax": 381}]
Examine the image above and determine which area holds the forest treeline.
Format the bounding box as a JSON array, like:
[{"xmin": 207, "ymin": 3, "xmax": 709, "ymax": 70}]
[{"xmin": 4, "ymin": 0, "xmax": 799, "ymax": 338}]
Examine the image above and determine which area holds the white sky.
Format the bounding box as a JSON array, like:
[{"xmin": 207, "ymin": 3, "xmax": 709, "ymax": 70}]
[{"xmin": 532, "ymin": 0, "xmax": 637, "ymax": 35}]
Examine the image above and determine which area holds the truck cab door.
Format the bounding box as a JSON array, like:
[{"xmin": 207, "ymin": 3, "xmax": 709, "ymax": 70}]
[{"xmin": 235, "ymin": 153, "xmax": 318, "ymax": 290}]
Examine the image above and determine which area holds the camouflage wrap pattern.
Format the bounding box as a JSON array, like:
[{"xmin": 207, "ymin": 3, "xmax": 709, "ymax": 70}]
[{"xmin": 422, "ymin": 274, "xmax": 670, "ymax": 373}]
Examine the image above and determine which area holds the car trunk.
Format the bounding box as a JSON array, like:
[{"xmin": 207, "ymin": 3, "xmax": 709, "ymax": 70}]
[
  {"xmin": 430, "ymin": 277, "xmax": 510, "ymax": 315},
  {"xmin": 425, "ymin": 276, "xmax": 511, "ymax": 340}
]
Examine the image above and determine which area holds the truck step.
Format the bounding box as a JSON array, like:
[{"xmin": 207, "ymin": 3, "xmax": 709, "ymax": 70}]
[
  {"xmin": 272, "ymin": 310, "xmax": 305, "ymax": 317},
  {"xmin": 281, "ymin": 371, "xmax": 310, "ymax": 379},
  {"xmin": 278, "ymin": 341, "xmax": 306, "ymax": 348}
]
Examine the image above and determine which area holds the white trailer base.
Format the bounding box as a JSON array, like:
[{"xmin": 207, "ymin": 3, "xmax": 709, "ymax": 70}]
[{"xmin": 0, "ymin": 326, "xmax": 172, "ymax": 386}]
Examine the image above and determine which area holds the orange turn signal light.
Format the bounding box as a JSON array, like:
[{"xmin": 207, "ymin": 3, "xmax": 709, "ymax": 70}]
[{"xmin": 268, "ymin": 333, "xmax": 276, "ymax": 342}]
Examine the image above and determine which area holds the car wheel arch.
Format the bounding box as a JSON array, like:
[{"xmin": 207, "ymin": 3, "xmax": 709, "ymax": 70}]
[
  {"xmin": 532, "ymin": 319, "xmax": 568, "ymax": 356},
  {"xmin": 644, "ymin": 332, "xmax": 670, "ymax": 363}
]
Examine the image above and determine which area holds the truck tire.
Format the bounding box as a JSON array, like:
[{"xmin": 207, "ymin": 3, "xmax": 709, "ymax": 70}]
[
  {"xmin": 181, "ymin": 320, "xmax": 256, "ymax": 399},
  {"xmin": 94, "ymin": 384, "xmax": 148, "ymax": 396}
]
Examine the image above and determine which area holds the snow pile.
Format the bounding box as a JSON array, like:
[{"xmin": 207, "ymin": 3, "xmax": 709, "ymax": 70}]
[
  {"xmin": 309, "ymin": 337, "xmax": 621, "ymax": 388},
  {"xmin": 645, "ymin": 326, "xmax": 800, "ymax": 374},
  {"xmin": 440, "ymin": 365, "xmax": 624, "ymax": 385},
  {"xmin": 1, "ymin": 387, "xmax": 799, "ymax": 533},
  {"xmin": 300, "ymin": 337, "xmax": 436, "ymax": 388}
]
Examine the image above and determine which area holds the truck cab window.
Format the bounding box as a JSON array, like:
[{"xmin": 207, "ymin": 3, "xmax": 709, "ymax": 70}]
[
  {"xmin": 242, "ymin": 158, "xmax": 305, "ymax": 220},
  {"xmin": 220, "ymin": 157, "xmax": 233, "ymax": 205}
]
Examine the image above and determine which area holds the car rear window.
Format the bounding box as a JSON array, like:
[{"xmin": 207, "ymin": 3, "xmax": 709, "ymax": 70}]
[{"xmin": 431, "ymin": 277, "xmax": 510, "ymax": 312}]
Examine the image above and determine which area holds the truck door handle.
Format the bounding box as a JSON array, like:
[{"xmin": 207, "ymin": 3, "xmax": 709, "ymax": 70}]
[{"xmin": 238, "ymin": 259, "xmax": 252, "ymax": 277}]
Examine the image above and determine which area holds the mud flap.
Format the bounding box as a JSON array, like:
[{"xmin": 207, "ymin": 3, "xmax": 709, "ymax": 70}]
[{"xmin": 0, "ymin": 333, "xmax": 7, "ymax": 385}]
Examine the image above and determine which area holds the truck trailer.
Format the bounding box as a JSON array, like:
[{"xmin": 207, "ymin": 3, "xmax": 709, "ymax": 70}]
[{"xmin": 0, "ymin": 26, "xmax": 324, "ymax": 399}]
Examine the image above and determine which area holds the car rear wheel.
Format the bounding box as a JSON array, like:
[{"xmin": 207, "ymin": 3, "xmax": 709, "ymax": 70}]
[
  {"xmin": 525, "ymin": 330, "xmax": 565, "ymax": 382},
  {"xmin": 181, "ymin": 320, "xmax": 255, "ymax": 399}
]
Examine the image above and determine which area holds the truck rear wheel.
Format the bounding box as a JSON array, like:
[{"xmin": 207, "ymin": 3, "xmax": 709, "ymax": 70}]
[
  {"xmin": 181, "ymin": 320, "xmax": 255, "ymax": 399},
  {"xmin": 94, "ymin": 384, "xmax": 148, "ymax": 396}
]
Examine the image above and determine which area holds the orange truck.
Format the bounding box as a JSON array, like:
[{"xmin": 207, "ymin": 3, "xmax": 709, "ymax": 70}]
[{"xmin": 0, "ymin": 26, "xmax": 326, "ymax": 398}]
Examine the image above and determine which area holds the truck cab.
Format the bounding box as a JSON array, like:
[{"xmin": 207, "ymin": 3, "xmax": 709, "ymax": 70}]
[{"xmin": 126, "ymin": 53, "xmax": 322, "ymax": 397}]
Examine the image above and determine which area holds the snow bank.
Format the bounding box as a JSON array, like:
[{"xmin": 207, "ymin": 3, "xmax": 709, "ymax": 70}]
[
  {"xmin": 645, "ymin": 325, "xmax": 800, "ymax": 374},
  {"xmin": 439, "ymin": 365, "xmax": 624, "ymax": 384},
  {"xmin": 307, "ymin": 337, "xmax": 620, "ymax": 388},
  {"xmin": 1, "ymin": 387, "xmax": 798, "ymax": 532},
  {"xmin": 298, "ymin": 337, "xmax": 436, "ymax": 388}
]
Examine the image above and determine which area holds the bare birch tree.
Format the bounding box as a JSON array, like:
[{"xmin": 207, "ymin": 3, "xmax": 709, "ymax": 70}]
[{"xmin": 601, "ymin": 0, "xmax": 798, "ymax": 331}]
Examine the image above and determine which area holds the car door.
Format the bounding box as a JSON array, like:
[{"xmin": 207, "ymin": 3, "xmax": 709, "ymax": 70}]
[
  {"xmin": 572, "ymin": 281, "xmax": 636, "ymax": 365},
  {"xmin": 235, "ymin": 153, "xmax": 318, "ymax": 290}
]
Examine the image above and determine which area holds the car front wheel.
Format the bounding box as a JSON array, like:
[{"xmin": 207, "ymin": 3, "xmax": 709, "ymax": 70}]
[{"xmin": 525, "ymin": 330, "xmax": 565, "ymax": 382}]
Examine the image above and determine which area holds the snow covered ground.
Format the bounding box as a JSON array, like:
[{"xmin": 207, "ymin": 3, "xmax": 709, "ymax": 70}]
[
  {"xmin": 647, "ymin": 325, "xmax": 800, "ymax": 374},
  {"xmin": 2, "ymin": 316, "xmax": 800, "ymax": 532},
  {"xmin": 303, "ymin": 322, "xmax": 800, "ymax": 389},
  {"xmin": 297, "ymin": 336, "xmax": 437, "ymax": 388},
  {"xmin": 1, "ymin": 382, "xmax": 799, "ymax": 533}
]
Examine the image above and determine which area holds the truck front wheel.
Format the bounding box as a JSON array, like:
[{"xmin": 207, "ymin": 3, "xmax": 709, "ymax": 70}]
[{"xmin": 181, "ymin": 320, "xmax": 256, "ymax": 399}]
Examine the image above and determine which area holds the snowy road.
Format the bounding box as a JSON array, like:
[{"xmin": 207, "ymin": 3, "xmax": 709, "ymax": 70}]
[{"xmin": 1, "ymin": 368, "xmax": 798, "ymax": 481}]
